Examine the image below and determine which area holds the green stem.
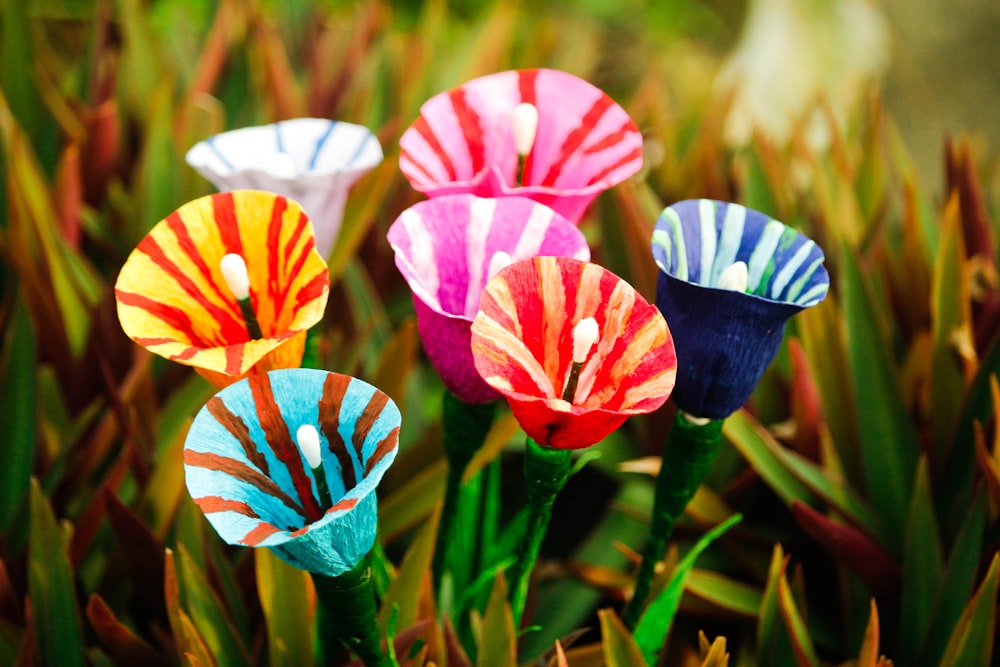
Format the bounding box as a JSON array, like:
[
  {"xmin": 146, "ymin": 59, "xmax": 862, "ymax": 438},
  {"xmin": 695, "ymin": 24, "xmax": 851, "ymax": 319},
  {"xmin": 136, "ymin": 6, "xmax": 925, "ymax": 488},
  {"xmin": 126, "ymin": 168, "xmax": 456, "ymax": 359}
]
[
  {"xmin": 432, "ymin": 392, "xmax": 497, "ymax": 597},
  {"xmin": 622, "ymin": 412, "xmax": 723, "ymax": 629},
  {"xmin": 300, "ymin": 324, "xmax": 323, "ymax": 369},
  {"xmin": 508, "ymin": 438, "xmax": 573, "ymax": 626},
  {"xmin": 312, "ymin": 557, "xmax": 395, "ymax": 667},
  {"xmin": 237, "ymin": 296, "xmax": 263, "ymax": 339}
]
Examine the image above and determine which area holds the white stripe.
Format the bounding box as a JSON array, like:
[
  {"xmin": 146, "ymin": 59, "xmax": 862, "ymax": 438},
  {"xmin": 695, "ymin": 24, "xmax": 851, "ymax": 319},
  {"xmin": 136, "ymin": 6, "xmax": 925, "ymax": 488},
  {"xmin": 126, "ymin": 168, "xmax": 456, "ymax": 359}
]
[
  {"xmin": 400, "ymin": 209, "xmax": 440, "ymax": 305},
  {"xmin": 511, "ymin": 204, "xmax": 554, "ymax": 259},
  {"xmin": 664, "ymin": 208, "xmax": 688, "ymax": 281},
  {"xmin": 786, "ymin": 256, "xmax": 825, "ymax": 303},
  {"xmin": 463, "ymin": 198, "xmax": 497, "ymax": 316},
  {"xmin": 698, "ymin": 199, "xmax": 717, "ymax": 286},
  {"xmin": 797, "ymin": 282, "xmax": 830, "ymax": 307},
  {"xmin": 747, "ymin": 219, "xmax": 784, "ymax": 292},
  {"xmin": 770, "ymin": 239, "xmax": 815, "ymax": 299},
  {"xmin": 652, "ymin": 229, "xmax": 672, "ymax": 272},
  {"xmin": 712, "ymin": 203, "xmax": 746, "ymax": 286}
]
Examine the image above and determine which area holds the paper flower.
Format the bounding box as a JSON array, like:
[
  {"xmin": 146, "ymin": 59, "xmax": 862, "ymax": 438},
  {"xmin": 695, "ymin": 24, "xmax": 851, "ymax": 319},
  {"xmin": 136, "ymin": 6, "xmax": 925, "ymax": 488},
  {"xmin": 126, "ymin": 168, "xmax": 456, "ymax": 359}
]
[
  {"xmin": 183, "ymin": 369, "xmax": 400, "ymax": 577},
  {"xmin": 115, "ymin": 191, "xmax": 329, "ymax": 388},
  {"xmin": 652, "ymin": 199, "xmax": 830, "ymax": 419},
  {"xmin": 471, "ymin": 256, "xmax": 677, "ymax": 449},
  {"xmin": 186, "ymin": 118, "xmax": 383, "ymax": 257},
  {"xmin": 388, "ymin": 194, "xmax": 590, "ymax": 404},
  {"xmin": 399, "ymin": 68, "xmax": 643, "ymax": 223}
]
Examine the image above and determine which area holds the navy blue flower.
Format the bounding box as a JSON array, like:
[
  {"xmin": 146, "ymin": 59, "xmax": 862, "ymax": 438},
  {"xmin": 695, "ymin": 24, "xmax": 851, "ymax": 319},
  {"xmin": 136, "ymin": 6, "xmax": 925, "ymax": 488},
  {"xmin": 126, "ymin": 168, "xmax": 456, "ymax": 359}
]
[{"xmin": 651, "ymin": 199, "xmax": 829, "ymax": 419}]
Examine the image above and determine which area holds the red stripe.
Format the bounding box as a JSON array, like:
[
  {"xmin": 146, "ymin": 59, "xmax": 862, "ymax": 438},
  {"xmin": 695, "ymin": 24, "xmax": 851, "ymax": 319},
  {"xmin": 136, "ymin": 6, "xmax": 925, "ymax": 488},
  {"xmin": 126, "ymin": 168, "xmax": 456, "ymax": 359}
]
[
  {"xmin": 541, "ymin": 95, "xmax": 614, "ymax": 186},
  {"xmin": 241, "ymin": 522, "xmax": 281, "ymax": 546},
  {"xmin": 169, "ymin": 347, "xmax": 198, "ymax": 362},
  {"xmin": 413, "ymin": 116, "xmax": 457, "ymax": 181},
  {"xmin": 212, "ymin": 192, "xmax": 245, "ymax": 255},
  {"xmin": 294, "ymin": 272, "xmax": 328, "ymax": 312},
  {"xmin": 319, "ymin": 373, "xmax": 357, "ymax": 492},
  {"xmin": 133, "ymin": 336, "xmax": 180, "ymax": 346},
  {"xmin": 165, "ymin": 211, "xmax": 234, "ymax": 310},
  {"xmin": 136, "ymin": 233, "xmax": 247, "ymax": 343},
  {"xmin": 184, "ymin": 449, "xmax": 304, "ymax": 517},
  {"xmin": 249, "ymin": 374, "xmax": 323, "ymax": 521},
  {"xmin": 273, "ymin": 210, "xmax": 311, "ymax": 320},
  {"xmin": 583, "ymin": 121, "xmax": 635, "ymax": 154},
  {"xmin": 224, "ymin": 343, "xmax": 243, "ymax": 376},
  {"xmin": 400, "ymin": 148, "xmax": 438, "ymax": 184},
  {"xmin": 115, "ymin": 288, "xmax": 208, "ymax": 345},
  {"xmin": 326, "ymin": 496, "xmax": 359, "ymax": 514},
  {"xmin": 585, "ymin": 146, "xmax": 643, "ymax": 187},
  {"xmin": 194, "ymin": 496, "xmax": 260, "ymax": 518},
  {"xmin": 266, "ymin": 196, "xmax": 288, "ymax": 331},
  {"xmin": 518, "ymin": 70, "xmax": 539, "ymax": 183},
  {"xmin": 449, "ymin": 88, "xmax": 485, "ymax": 176}
]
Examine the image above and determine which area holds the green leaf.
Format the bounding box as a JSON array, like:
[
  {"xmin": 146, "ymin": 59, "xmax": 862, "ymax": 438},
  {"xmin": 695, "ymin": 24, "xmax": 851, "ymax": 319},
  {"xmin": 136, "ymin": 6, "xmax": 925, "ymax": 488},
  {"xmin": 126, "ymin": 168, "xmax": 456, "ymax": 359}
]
[
  {"xmin": 0, "ymin": 299, "xmax": 35, "ymax": 530},
  {"xmin": 723, "ymin": 410, "xmax": 818, "ymax": 506},
  {"xmin": 175, "ymin": 543, "xmax": 250, "ymax": 665},
  {"xmin": 938, "ymin": 553, "xmax": 999, "ymax": 667},
  {"xmin": 757, "ymin": 545, "xmax": 793, "ymax": 667},
  {"xmin": 776, "ymin": 573, "xmax": 819, "ymax": 667},
  {"xmin": 841, "ymin": 244, "xmax": 919, "ymax": 554},
  {"xmin": 633, "ymin": 514, "xmax": 741, "ymax": 665},
  {"xmin": 476, "ymin": 575, "xmax": 516, "ymax": 667},
  {"xmin": 28, "ymin": 480, "xmax": 85, "ymax": 667},
  {"xmin": 686, "ymin": 568, "xmax": 763, "ymax": 619},
  {"xmin": 255, "ymin": 549, "xmax": 315, "ymax": 667},
  {"xmin": 378, "ymin": 513, "xmax": 438, "ymax": 633},
  {"xmin": 897, "ymin": 457, "xmax": 943, "ymax": 667},
  {"xmin": 599, "ymin": 608, "xmax": 648, "ymax": 667},
  {"xmin": 379, "ymin": 459, "xmax": 445, "ymax": 541}
]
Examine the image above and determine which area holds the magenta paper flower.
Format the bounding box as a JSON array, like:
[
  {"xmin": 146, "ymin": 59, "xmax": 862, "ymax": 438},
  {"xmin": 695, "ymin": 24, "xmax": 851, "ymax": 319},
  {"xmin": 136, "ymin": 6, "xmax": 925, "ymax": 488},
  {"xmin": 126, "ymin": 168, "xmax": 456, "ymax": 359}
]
[
  {"xmin": 387, "ymin": 194, "xmax": 589, "ymax": 403},
  {"xmin": 399, "ymin": 69, "xmax": 643, "ymax": 223}
]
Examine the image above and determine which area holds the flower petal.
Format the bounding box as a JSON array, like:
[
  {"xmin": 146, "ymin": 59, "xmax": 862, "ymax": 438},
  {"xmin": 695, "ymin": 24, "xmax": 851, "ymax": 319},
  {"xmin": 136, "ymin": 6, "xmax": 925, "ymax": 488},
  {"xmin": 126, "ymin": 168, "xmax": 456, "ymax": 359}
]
[
  {"xmin": 399, "ymin": 69, "xmax": 643, "ymax": 222},
  {"xmin": 184, "ymin": 369, "xmax": 400, "ymax": 577}
]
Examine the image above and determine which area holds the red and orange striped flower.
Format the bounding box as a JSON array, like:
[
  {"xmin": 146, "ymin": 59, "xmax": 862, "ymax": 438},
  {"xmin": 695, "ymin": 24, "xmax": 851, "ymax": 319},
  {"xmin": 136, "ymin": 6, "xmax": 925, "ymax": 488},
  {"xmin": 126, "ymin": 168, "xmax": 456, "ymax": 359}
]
[
  {"xmin": 115, "ymin": 190, "xmax": 329, "ymax": 388},
  {"xmin": 471, "ymin": 257, "xmax": 677, "ymax": 449}
]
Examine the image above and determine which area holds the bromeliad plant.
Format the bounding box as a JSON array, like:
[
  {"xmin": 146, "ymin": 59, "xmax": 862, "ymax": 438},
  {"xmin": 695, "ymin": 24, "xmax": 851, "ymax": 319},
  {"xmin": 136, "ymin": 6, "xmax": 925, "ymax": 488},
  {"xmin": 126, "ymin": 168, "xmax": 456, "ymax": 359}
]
[
  {"xmin": 114, "ymin": 190, "xmax": 330, "ymax": 388},
  {"xmin": 184, "ymin": 368, "xmax": 400, "ymax": 666},
  {"xmin": 471, "ymin": 256, "xmax": 678, "ymax": 623}
]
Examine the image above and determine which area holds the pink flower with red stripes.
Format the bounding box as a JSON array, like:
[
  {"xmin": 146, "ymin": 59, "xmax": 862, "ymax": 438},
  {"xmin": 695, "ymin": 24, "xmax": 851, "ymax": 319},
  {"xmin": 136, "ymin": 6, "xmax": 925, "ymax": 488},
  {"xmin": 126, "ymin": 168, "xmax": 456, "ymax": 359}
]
[
  {"xmin": 470, "ymin": 256, "xmax": 677, "ymax": 449},
  {"xmin": 399, "ymin": 69, "xmax": 643, "ymax": 223},
  {"xmin": 115, "ymin": 191, "xmax": 329, "ymax": 388},
  {"xmin": 184, "ymin": 369, "xmax": 400, "ymax": 576}
]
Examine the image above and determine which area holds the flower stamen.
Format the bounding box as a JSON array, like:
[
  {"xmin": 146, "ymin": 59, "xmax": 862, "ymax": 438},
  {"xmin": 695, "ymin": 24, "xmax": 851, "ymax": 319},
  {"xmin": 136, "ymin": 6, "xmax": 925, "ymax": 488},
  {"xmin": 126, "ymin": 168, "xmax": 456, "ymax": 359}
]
[
  {"xmin": 562, "ymin": 317, "xmax": 599, "ymax": 403},
  {"xmin": 220, "ymin": 253, "xmax": 263, "ymax": 339},
  {"xmin": 297, "ymin": 424, "xmax": 333, "ymax": 510},
  {"xmin": 716, "ymin": 260, "xmax": 749, "ymax": 293},
  {"xmin": 512, "ymin": 102, "xmax": 538, "ymax": 187}
]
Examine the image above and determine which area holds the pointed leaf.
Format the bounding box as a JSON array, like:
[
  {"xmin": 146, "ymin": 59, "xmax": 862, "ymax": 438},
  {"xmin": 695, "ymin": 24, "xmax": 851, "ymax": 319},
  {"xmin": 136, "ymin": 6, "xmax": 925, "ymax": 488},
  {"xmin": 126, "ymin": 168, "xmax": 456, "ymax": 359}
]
[
  {"xmin": 0, "ymin": 299, "xmax": 35, "ymax": 530},
  {"xmin": 255, "ymin": 549, "xmax": 315, "ymax": 667},
  {"xmin": 85, "ymin": 594, "xmax": 168, "ymax": 666},
  {"xmin": 28, "ymin": 480, "xmax": 85, "ymax": 667},
  {"xmin": 598, "ymin": 609, "xmax": 648, "ymax": 667},
  {"xmin": 698, "ymin": 632, "xmax": 730, "ymax": 667},
  {"xmin": 856, "ymin": 600, "xmax": 880, "ymax": 667},
  {"xmin": 776, "ymin": 574, "xmax": 819, "ymax": 667},
  {"xmin": 723, "ymin": 410, "xmax": 817, "ymax": 506},
  {"xmin": 477, "ymin": 575, "xmax": 516, "ymax": 667},
  {"xmin": 175, "ymin": 544, "xmax": 250, "ymax": 665},
  {"xmin": 938, "ymin": 553, "xmax": 999, "ymax": 667},
  {"xmin": 379, "ymin": 513, "xmax": 438, "ymax": 633},
  {"xmin": 686, "ymin": 569, "xmax": 762, "ymax": 619}
]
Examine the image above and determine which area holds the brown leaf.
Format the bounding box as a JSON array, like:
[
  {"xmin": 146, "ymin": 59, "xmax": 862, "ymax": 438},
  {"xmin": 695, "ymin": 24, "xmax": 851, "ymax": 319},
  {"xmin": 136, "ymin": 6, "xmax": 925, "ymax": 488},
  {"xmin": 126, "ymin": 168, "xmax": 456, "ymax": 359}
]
[{"xmin": 86, "ymin": 593, "xmax": 169, "ymax": 666}]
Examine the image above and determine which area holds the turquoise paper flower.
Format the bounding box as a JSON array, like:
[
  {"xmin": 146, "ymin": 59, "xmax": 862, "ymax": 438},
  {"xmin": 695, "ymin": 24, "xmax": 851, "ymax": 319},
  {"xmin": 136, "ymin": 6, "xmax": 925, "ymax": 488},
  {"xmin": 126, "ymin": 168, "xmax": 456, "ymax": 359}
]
[
  {"xmin": 183, "ymin": 368, "xmax": 399, "ymax": 576},
  {"xmin": 652, "ymin": 199, "xmax": 829, "ymax": 419}
]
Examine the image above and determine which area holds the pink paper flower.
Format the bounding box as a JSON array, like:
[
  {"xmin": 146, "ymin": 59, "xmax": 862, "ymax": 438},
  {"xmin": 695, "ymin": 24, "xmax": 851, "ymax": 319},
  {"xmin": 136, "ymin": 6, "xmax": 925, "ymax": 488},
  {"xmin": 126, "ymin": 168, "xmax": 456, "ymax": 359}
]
[{"xmin": 399, "ymin": 69, "xmax": 643, "ymax": 223}]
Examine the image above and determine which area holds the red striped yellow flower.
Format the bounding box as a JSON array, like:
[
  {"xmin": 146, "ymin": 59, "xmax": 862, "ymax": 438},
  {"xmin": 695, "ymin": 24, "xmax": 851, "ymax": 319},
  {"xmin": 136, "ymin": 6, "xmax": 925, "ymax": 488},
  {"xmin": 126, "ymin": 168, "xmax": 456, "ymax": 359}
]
[
  {"xmin": 115, "ymin": 191, "xmax": 329, "ymax": 388},
  {"xmin": 471, "ymin": 257, "xmax": 677, "ymax": 449}
]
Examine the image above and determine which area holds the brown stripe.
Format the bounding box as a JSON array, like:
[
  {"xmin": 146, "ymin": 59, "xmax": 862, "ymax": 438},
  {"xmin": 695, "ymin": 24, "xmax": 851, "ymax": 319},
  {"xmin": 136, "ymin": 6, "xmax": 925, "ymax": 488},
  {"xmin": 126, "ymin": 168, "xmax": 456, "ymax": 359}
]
[
  {"xmin": 249, "ymin": 374, "xmax": 323, "ymax": 521},
  {"xmin": 364, "ymin": 426, "xmax": 399, "ymax": 476},
  {"xmin": 319, "ymin": 373, "xmax": 357, "ymax": 492},
  {"xmin": 184, "ymin": 449, "xmax": 303, "ymax": 517},
  {"xmin": 352, "ymin": 391, "xmax": 390, "ymax": 465},
  {"xmin": 194, "ymin": 496, "xmax": 260, "ymax": 518},
  {"xmin": 207, "ymin": 397, "xmax": 270, "ymax": 475}
]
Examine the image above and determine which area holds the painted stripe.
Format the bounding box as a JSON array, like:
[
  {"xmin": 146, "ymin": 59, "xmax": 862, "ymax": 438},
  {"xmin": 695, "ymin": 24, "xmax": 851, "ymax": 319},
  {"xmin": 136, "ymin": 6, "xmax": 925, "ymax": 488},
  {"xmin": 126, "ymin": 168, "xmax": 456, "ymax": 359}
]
[
  {"xmin": 206, "ymin": 396, "xmax": 270, "ymax": 475},
  {"xmin": 665, "ymin": 208, "xmax": 688, "ymax": 281},
  {"xmin": 195, "ymin": 496, "xmax": 261, "ymax": 518},
  {"xmin": 224, "ymin": 343, "xmax": 243, "ymax": 376},
  {"xmin": 786, "ymin": 256, "xmax": 826, "ymax": 304},
  {"xmin": 319, "ymin": 373, "xmax": 358, "ymax": 492},
  {"xmin": 184, "ymin": 449, "xmax": 304, "ymax": 517},
  {"xmin": 399, "ymin": 148, "xmax": 438, "ymax": 184},
  {"xmin": 249, "ymin": 374, "xmax": 323, "ymax": 521},
  {"xmin": 400, "ymin": 208, "xmax": 439, "ymax": 301},
  {"xmin": 205, "ymin": 136, "xmax": 235, "ymax": 171},
  {"xmin": 747, "ymin": 219, "xmax": 785, "ymax": 292},
  {"xmin": 346, "ymin": 132, "xmax": 373, "ymax": 168},
  {"xmin": 449, "ymin": 88, "xmax": 486, "ymax": 176},
  {"xmin": 310, "ymin": 120, "xmax": 337, "ymax": 169},
  {"xmin": 463, "ymin": 197, "xmax": 497, "ymax": 316},
  {"xmin": 583, "ymin": 120, "xmax": 635, "ymax": 154},
  {"xmin": 325, "ymin": 496, "xmax": 359, "ymax": 514},
  {"xmin": 541, "ymin": 95, "xmax": 614, "ymax": 186},
  {"xmin": 712, "ymin": 203, "xmax": 746, "ymax": 286},
  {"xmin": 510, "ymin": 203, "xmax": 555, "ymax": 259},
  {"xmin": 584, "ymin": 145, "xmax": 642, "ymax": 187},
  {"xmin": 211, "ymin": 192, "xmax": 245, "ymax": 256},
  {"xmin": 412, "ymin": 116, "xmax": 457, "ymax": 181},
  {"xmin": 365, "ymin": 426, "xmax": 399, "ymax": 475},
  {"xmin": 798, "ymin": 282, "xmax": 830, "ymax": 305},
  {"xmin": 518, "ymin": 69, "xmax": 539, "ymax": 182},
  {"xmin": 698, "ymin": 199, "xmax": 717, "ymax": 285},
  {"xmin": 242, "ymin": 522, "xmax": 282, "ymax": 546},
  {"xmin": 293, "ymin": 272, "xmax": 328, "ymax": 312},
  {"xmin": 770, "ymin": 239, "xmax": 815, "ymax": 299},
  {"xmin": 165, "ymin": 211, "xmax": 233, "ymax": 309},
  {"xmin": 352, "ymin": 391, "xmax": 390, "ymax": 463},
  {"xmin": 115, "ymin": 288, "xmax": 207, "ymax": 346}
]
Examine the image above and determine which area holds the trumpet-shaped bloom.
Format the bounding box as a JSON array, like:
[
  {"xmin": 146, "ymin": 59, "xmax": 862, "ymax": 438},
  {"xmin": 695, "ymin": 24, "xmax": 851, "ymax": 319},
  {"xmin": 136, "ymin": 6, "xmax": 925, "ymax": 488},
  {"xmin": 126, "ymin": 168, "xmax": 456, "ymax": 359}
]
[
  {"xmin": 399, "ymin": 69, "xmax": 643, "ymax": 223},
  {"xmin": 471, "ymin": 257, "xmax": 677, "ymax": 449},
  {"xmin": 115, "ymin": 191, "xmax": 329, "ymax": 388},
  {"xmin": 652, "ymin": 199, "xmax": 830, "ymax": 419},
  {"xmin": 184, "ymin": 369, "xmax": 400, "ymax": 577},
  {"xmin": 186, "ymin": 118, "xmax": 383, "ymax": 257},
  {"xmin": 388, "ymin": 194, "xmax": 590, "ymax": 404}
]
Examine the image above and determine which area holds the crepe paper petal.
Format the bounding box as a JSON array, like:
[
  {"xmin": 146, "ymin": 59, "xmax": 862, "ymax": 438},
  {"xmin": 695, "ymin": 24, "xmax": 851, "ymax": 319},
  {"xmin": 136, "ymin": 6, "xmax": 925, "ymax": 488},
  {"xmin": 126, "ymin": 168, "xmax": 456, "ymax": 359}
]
[
  {"xmin": 186, "ymin": 118, "xmax": 383, "ymax": 257},
  {"xmin": 399, "ymin": 68, "xmax": 643, "ymax": 223},
  {"xmin": 471, "ymin": 256, "xmax": 677, "ymax": 449},
  {"xmin": 387, "ymin": 194, "xmax": 590, "ymax": 404},
  {"xmin": 115, "ymin": 191, "xmax": 329, "ymax": 388},
  {"xmin": 651, "ymin": 199, "xmax": 830, "ymax": 419},
  {"xmin": 184, "ymin": 369, "xmax": 400, "ymax": 577}
]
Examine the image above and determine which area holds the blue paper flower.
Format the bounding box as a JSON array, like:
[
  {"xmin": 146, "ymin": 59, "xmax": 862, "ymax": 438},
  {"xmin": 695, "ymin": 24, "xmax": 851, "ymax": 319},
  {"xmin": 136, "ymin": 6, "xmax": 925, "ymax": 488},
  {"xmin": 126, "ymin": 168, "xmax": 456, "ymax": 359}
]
[
  {"xmin": 651, "ymin": 199, "xmax": 829, "ymax": 419},
  {"xmin": 183, "ymin": 368, "xmax": 400, "ymax": 577}
]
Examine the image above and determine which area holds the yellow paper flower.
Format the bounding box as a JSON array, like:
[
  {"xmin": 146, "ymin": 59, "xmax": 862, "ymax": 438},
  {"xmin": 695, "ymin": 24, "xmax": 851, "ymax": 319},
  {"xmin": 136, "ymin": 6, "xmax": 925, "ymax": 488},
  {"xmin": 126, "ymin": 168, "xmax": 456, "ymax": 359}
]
[{"xmin": 115, "ymin": 190, "xmax": 329, "ymax": 387}]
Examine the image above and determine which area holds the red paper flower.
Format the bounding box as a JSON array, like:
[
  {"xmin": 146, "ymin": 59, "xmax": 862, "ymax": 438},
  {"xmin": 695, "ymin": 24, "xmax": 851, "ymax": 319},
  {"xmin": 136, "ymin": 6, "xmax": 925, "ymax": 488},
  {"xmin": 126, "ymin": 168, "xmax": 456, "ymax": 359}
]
[{"xmin": 471, "ymin": 257, "xmax": 677, "ymax": 449}]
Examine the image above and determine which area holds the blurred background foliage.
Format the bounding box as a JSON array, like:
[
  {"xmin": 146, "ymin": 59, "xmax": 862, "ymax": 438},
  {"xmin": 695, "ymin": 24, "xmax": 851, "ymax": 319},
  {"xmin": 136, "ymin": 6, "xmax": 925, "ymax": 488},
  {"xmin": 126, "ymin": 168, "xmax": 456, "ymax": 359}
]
[{"xmin": 2, "ymin": 0, "xmax": 1000, "ymax": 665}]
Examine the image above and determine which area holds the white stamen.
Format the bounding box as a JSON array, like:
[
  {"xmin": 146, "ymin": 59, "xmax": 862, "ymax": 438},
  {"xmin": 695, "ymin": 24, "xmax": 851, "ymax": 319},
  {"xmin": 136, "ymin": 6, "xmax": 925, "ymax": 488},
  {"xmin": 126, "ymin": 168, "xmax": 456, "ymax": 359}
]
[
  {"xmin": 572, "ymin": 317, "xmax": 600, "ymax": 364},
  {"xmin": 297, "ymin": 424, "xmax": 322, "ymax": 469},
  {"xmin": 242, "ymin": 151, "xmax": 298, "ymax": 179},
  {"xmin": 682, "ymin": 411, "xmax": 712, "ymax": 426},
  {"xmin": 716, "ymin": 261, "xmax": 749, "ymax": 292},
  {"xmin": 512, "ymin": 103, "xmax": 539, "ymax": 156},
  {"xmin": 220, "ymin": 253, "xmax": 251, "ymax": 300},
  {"xmin": 488, "ymin": 251, "xmax": 513, "ymax": 279}
]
